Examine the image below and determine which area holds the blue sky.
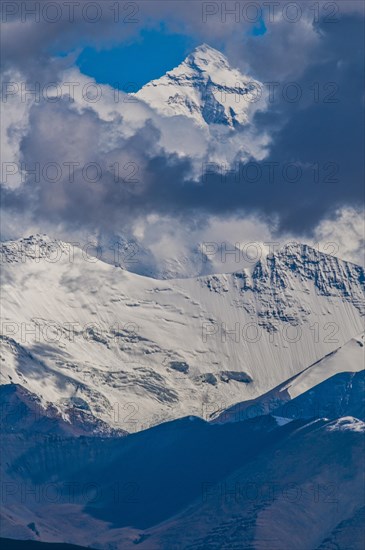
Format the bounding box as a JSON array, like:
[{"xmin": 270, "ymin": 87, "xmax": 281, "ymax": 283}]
[
  {"xmin": 75, "ymin": 20, "xmax": 266, "ymax": 92},
  {"xmin": 76, "ymin": 28, "xmax": 197, "ymax": 91}
]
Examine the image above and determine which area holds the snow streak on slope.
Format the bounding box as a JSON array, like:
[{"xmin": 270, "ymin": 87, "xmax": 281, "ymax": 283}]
[
  {"xmin": 214, "ymin": 332, "xmax": 365, "ymax": 423},
  {"xmin": 136, "ymin": 44, "xmax": 265, "ymax": 128},
  {"xmin": 1, "ymin": 236, "xmax": 364, "ymax": 431},
  {"xmin": 282, "ymin": 333, "xmax": 365, "ymax": 399}
]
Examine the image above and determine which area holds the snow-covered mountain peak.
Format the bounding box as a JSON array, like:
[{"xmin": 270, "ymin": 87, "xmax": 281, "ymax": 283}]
[
  {"xmin": 135, "ymin": 44, "xmax": 264, "ymax": 128},
  {"xmin": 275, "ymin": 242, "xmax": 340, "ymax": 261},
  {"xmin": 326, "ymin": 416, "xmax": 365, "ymax": 433},
  {"xmin": 0, "ymin": 234, "xmax": 69, "ymax": 263},
  {"xmin": 248, "ymin": 243, "xmax": 365, "ymax": 314},
  {"xmin": 261, "ymin": 242, "xmax": 364, "ymax": 280},
  {"xmin": 185, "ymin": 43, "xmax": 231, "ymax": 72}
]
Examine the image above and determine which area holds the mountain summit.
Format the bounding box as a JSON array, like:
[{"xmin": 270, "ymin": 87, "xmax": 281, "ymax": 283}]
[{"xmin": 136, "ymin": 44, "xmax": 263, "ymax": 128}]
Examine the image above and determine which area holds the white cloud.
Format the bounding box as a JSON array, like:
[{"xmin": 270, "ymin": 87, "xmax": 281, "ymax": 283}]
[{"xmin": 312, "ymin": 208, "xmax": 365, "ymax": 266}]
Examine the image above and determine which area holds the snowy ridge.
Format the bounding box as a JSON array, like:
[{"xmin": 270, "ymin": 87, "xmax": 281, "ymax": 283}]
[
  {"xmin": 136, "ymin": 44, "xmax": 265, "ymax": 128},
  {"xmin": 282, "ymin": 332, "xmax": 365, "ymax": 400},
  {"xmin": 213, "ymin": 333, "xmax": 365, "ymax": 423},
  {"xmin": 1, "ymin": 235, "xmax": 364, "ymax": 431},
  {"xmin": 326, "ymin": 416, "xmax": 365, "ymax": 432}
]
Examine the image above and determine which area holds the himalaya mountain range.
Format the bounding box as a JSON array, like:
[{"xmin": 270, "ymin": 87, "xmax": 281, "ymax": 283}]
[{"xmin": 1, "ymin": 43, "xmax": 364, "ymax": 549}]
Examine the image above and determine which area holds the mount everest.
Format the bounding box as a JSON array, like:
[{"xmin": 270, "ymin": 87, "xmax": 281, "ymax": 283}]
[{"xmin": 136, "ymin": 44, "xmax": 265, "ymax": 128}]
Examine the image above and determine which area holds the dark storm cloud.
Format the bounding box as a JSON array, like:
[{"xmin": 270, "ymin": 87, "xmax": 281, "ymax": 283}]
[{"xmin": 250, "ymin": 14, "xmax": 365, "ymax": 233}]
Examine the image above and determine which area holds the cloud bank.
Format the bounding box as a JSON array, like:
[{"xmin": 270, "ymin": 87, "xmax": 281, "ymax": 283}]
[{"xmin": 1, "ymin": 1, "xmax": 364, "ymax": 270}]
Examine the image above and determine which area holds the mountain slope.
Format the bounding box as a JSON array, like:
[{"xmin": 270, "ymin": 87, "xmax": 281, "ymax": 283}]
[
  {"xmin": 214, "ymin": 333, "xmax": 365, "ymax": 423},
  {"xmin": 136, "ymin": 417, "xmax": 365, "ymax": 550},
  {"xmin": 1, "ymin": 381, "xmax": 363, "ymax": 549},
  {"xmin": 0, "ymin": 382, "xmax": 300, "ymax": 545},
  {"xmin": 1, "ymin": 236, "xmax": 364, "ymax": 430},
  {"xmin": 135, "ymin": 44, "xmax": 265, "ymax": 128},
  {"xmin": 0, "ymin": 540, "xmax": 88, "ymax": 550}
]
